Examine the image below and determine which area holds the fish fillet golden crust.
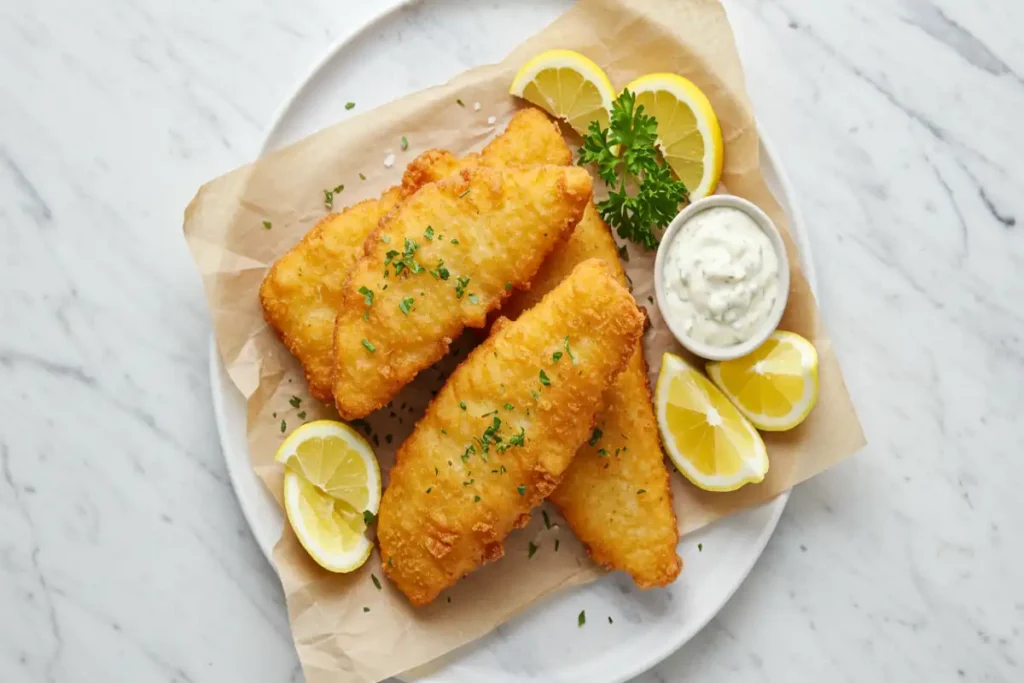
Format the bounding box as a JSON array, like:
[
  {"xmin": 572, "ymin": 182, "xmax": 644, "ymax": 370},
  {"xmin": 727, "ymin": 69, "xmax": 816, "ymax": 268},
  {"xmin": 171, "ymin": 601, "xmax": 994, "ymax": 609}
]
[
  {"xmin": 503, "ymin": 206, "xmax": 682, "ymax": 588},
  {"xmin": 331, "ymin": 165, "xmax": 592, "ymax": 419},
  {"xmin": 378, "ymin": 259, "xmax": 645, "ymax": 606},
  {"xmin": 259, "ymin": 190, "xmax": 403, "ymax": 400},
  {"xmin": 258, "ymin": 108, "xmax": 571, "ymax": 401},
  {"xmin": 400, "ymin": 107, "xmax": 572, "ymax": 192}
]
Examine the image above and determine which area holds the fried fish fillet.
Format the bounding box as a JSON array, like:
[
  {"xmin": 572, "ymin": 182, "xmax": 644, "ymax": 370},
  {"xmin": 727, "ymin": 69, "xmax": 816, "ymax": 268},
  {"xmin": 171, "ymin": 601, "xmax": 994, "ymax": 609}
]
[
  {"xmin": 502, "ymin": 206, "xmax": 682, "ymax": 588},
  {"xmin": 332, "ymin": 165, "xmax": 592, "ymax": 419},
  {"xmin": 259, "ymin": 191, "xmax": 403, "ymax": 401},
  {"xmin": 378, "ymin": 259, "xmax": 644, "ymax": 605},
  {"xmin": 259, "ymin": 108, "xmax": 571, "ymax": 401}
]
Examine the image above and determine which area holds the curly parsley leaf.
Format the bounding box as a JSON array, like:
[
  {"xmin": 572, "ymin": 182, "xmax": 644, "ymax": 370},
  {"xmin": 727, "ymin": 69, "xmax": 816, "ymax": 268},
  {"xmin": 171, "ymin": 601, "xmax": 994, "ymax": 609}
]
[{"xmin": 577, "ymin": 89, "xmax": 688, "ymax": 251}]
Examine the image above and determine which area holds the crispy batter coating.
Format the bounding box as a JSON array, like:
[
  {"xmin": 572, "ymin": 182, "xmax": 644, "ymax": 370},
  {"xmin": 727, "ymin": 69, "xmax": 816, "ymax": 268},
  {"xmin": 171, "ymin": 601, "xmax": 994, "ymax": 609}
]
[
  {"xmin": 503, "ymin": 206, "xmax": 682, "ymax": 587},
  {"xmin": 259, "ymin": 191, "xmax": 403, "ymax": 400},
  {"xmin": 331, "ymin": 165, "xmax": 592, "ymax": 419},
  {"xmin": 400, "ymin": 107, "xmax": 572, "ymax": 192},
  {"xmin": 378, "ymin": 259, "xmax": 645, "ymax": 605},
  {"xmin": 259, "ymin": 108, "xmax": 571, "ymax": 400}
]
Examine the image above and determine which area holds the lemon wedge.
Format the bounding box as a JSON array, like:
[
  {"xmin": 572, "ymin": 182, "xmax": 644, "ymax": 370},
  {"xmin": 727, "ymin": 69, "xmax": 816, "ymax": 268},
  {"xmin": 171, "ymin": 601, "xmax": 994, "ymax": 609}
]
[
  {"xmin": 510, "ymin": 49, "xmax": 615, "ymax": 136},
  {"xmin": 656, "ymin": 353, "xmax": 768, "ymax": 492},
  {"xmin": 623, "ymin": 73, "xmax": 723, "ymax": 200},
  {"xmin": 275, "ymin": 420, "xmax": 381, "ymax": 573},
  {"xmin": 707, "ymin": 331, "xmax": 819, "ymax": 432}
]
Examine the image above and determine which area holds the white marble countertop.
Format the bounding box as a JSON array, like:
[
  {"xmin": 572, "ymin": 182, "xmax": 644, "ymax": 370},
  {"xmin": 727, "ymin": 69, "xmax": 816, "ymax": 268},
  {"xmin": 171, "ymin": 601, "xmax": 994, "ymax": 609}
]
[{"xmin": 2, "ymin": 0, "xmax": 1022, "ymax": 681}]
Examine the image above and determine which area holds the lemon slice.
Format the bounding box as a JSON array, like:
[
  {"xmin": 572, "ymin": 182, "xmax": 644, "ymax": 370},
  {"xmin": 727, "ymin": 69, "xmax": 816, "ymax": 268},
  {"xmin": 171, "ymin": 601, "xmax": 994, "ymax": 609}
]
[
  {"xmin": 656, "ymin": 353, "xmax": 768, "ymax": 492},
  {"xmin": 509, "ymin": 49, "xmax": 615, "ymax": 136},
  {"xmin": 275, "ymin": 420, "xmax": 381, "ymax": 573},
  {"xmin": 707, "ymin": 331, "xmax": 819, "ymax": 432},
  {"xmin": 623, "ymin": 73, "xmax": 724, "ymax": 200}
]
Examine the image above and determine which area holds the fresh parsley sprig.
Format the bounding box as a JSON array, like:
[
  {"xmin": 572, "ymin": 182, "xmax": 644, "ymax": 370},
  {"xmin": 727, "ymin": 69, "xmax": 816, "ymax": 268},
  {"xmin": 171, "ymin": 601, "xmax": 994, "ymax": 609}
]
[{"xmin": 577, "ymin": 89, "xmax": 688, "ymax": 251}]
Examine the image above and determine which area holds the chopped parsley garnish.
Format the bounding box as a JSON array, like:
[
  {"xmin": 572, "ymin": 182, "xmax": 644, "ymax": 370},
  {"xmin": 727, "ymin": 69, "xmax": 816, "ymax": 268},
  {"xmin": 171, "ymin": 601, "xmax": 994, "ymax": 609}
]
[
  {"xmin": 578, "ymin": 610, "xmax": 586, "ymax": 627},
  {"xmin": 363, "ymin": 510, "xmax": 376, "ymax": 526},
  {"xmin": 608, "ymin": 616, "xmax": 614, "ymax": 624},
  {"xmin": 554, "ymin": 539, "xmax": 560, "ymax": 552},
  {"xmin": 460, "ymin": 401, "xmax": 467, "ymax": 410},
  {"xmin": 542, "ymin": 510, "xmax": 551, "ymax": 529},
  {"xmin": 363, "ymin": 606, "xmax": 370, "ymax": 613},
  {"xmin": 424, "ymin": 225, "xmax": 434, "ymax": 240},
  {"xmin": 262, "ymin": 220, "xmax": 272, "ymax": 230},
  {"xmin": 385, "ymin": 434, "xmax": 393, "ymax": 444},
  {"xmin": 505, "ymin": 282, "xmax": 512, "ymax": 291},
  {"xmin": 473, "ymin": 495, "xmax": 481, "ymax": 503},
  {"xmin": 637, "ymin": 489, "xmax": 647, "ymax": 494},
  {"xmin": 577, "ymin": 89, "xmax": 688, "ymax": 250},
  {"xmin": 350, "ymin": 419, "xmax": 372, "ymax": 436},
  {"xmin": 458, "ymin": 188, "xmax": 471, "ymax": 198},
  {"xmin": 597, "ymin": 448, "xmax": 609, "ymax": 457},
  {"xmin": 297, "ymin": 411, "xmax": 307, "ymax": 420},
  {"xmin": 426, "ymin": 487, "xmax": 432, "ymax": 494},
  {"xmin": 461, "ymin": 445, "xmax": 474, "ymax": 463},
  {"xmin": 617, "ymin": 244, "xmax": 629, "ymax": 262},
  {"xmin": 588, "ymin": 428, "xmax": 603, "ymax": 447},
  {"xmin": 400, "ymin": 136, "xmax": 409, "ymax": 150},
  {"xmin": 323, "ymin": 184, "xmax": 344, "ymax": 210},
  {"xmin": 531, "ymin": 390, "xmax": 541, "ymax": 401},
  {"xmin": 552, "ymin": 351, "xmax": 563, "ymax": 362},
  {"xmin": 359, "ymin": 172, "xmax": 366, "ymax": 180},
  {"xmin": 467, "ymin": 293, "xmax": 479, "ymax": 304},
  {"xmin": 381, "ymin": 235, "xmax": 390, "ymax": 244},
  {"xmin": 450, "ymin": 238, "xmax": 459, "ymax": 245},
  {"xmin": 454, "ymin": 276, "xmax": 470, "ymax": 299},
  {"xmin": 539, "ymin": 370, "xmax": 551, "ymax": 386},
  {"xmin": 361, "ymin": 339, "xmax": 376, "ymax": 353},
  {"xmin": 648, "ymin": 296, "xmax": 654, "ymax": 304},
  {"xmin": 477, "ymin": 416, "xmax": 504, "ymax": 454},
  {"xmin": 456, "ymin": 98, "xmax": 465, "ymax": 107},
  {"xmin": 517, "ymin": 485, "xmax": 526, "ymax": 496},
  {"xmin": 563, "ymin": 336, "xmax": 577, "ymax": 365},
  {"xmin": 371, "ymin": 574, "xmax": 382, "ymax": 590},
  {"xmin": 428, "ymin": 259, "xmax": 450, "ymax": 280},
  {"xmin": 388, "ymin": 556, "xmax": 393, "ymax": 567},
  {"xmin": 345, "ymin": 102, "xmax": 356, "ymax": 110},
  {"xmin": 698, "ymin": 543, "xmax": 703, "ymax": 552},
  {"xmin": 503, "ymin": 403, "xmax": 514, "ymax": 411},
  {"xmin": 497, "ymin": 427, "xmax": 525, "ymax": 453},
  {"xmin": 499, "ymin": 464, "xmax": 506, "ymax": 475},
  {"xmin": 399, "ymin": 297, "xmax": 415, "ymax": 315},
  {"xmin": 280, "ymin": 420, "xmax": 286, "ymax": 433},
  {"xmin": 528, "ymin": 541, "xmax": 538, "ymax": 558},
  {"xmin": 393, "ymin": 238, "xmax": 425, "ymax": 275},
  {"xmin": 358, "ymin": 286, "xmax": 374, "ymax": 307},
  {"xmin": 289, "ymin": 396, "xmax": 302, "ymax": 408}
]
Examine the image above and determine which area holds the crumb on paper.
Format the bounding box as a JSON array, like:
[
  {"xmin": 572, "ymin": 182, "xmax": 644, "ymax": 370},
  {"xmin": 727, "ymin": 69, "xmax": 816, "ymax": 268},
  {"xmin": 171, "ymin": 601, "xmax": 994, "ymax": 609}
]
[
  {"xmin": 384, "ymin": 153, "xmax": 396, "ymax": 168},
  {"xmin": 473, "ymin": 102, "xmax": 481, "ymax": 111},
  {"xmin": 487, "ymin": 116, "xmax": 497, "ymax": 125}
]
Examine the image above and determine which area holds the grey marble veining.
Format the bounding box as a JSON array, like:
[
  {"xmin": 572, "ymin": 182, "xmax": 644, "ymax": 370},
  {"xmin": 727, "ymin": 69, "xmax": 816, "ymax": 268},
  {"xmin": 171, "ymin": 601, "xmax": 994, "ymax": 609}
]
[{"xmin": 1, "ymin": 0, "xmax": 1022, "ymax": 681}]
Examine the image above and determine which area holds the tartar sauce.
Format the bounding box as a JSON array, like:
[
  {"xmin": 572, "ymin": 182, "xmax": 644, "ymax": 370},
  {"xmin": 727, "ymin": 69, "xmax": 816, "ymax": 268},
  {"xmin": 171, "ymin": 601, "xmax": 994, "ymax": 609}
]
[{"xmin": 663, "ymin": 206, "xmax": 780, "ymax": 347}]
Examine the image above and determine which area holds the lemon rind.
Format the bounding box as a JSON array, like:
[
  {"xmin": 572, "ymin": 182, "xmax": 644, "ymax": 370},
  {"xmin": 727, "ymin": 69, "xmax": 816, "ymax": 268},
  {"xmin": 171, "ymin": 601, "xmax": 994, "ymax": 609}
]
[
  {"xmin": 656, "ymin": 353, "xmax": 769, "ymax": 493},
  {"xmin": 707, "ymin": 332, "xmax": 819, "ymax": 432},
  {"xmin": 623, "ymin": 73, "xmax": 723, "ymax": 200}
]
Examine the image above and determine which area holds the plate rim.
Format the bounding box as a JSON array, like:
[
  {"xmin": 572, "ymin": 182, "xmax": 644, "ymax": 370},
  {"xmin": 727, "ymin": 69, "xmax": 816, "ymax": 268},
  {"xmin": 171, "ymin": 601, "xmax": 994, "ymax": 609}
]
[{"xmin": 209, "ymin": 1, "xmax": 819, "ymax": 679}]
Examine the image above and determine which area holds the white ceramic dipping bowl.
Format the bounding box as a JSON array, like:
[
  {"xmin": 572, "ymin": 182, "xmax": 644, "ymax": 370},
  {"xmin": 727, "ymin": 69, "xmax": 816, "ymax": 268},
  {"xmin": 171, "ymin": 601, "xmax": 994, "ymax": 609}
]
[{"xmin": 653, "ymin": 195, "xmax": 791, "ymax": 361}]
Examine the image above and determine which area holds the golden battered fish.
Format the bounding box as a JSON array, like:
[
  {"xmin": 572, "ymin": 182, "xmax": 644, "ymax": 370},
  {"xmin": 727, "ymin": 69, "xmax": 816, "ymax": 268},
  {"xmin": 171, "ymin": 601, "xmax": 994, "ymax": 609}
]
[
  {"xmin": 502, "ymin": 206, "xmax": 682, "ymax": 588},
  {"xmin": 378, "ymin": 259, "xmax": 645, "ymax": 605},
  {"xmin": 259, "ymin": 108, "xmax": 571, "ymax": 401},
  {"xmin": 331, "ymin": 165, "xmax": 592, "ymax": 419}
]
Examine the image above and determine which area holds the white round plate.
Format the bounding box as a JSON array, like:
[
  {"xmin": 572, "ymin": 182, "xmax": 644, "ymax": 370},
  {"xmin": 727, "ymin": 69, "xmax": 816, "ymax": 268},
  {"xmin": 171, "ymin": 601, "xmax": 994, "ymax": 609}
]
[{"xmin": 210, "ymin": 1, "xmax": 818, "ymax": 681}]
